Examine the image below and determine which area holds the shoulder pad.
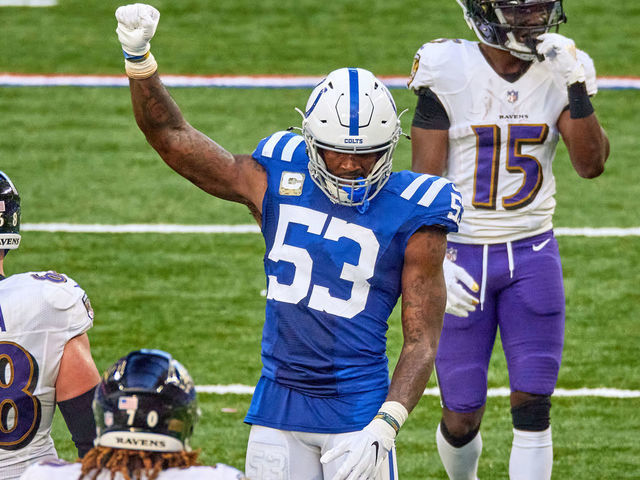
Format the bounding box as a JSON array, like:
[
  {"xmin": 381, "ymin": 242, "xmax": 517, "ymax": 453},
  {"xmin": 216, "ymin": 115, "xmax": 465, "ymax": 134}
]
[
  {"xmin": 393, "ymin": 172, "xmax": 462, "ymax": 233},
  {"xmin": 577, "ymin": 49, "xmax": 597, "ymax": 95},
  {"xmin": 29, "ymin": 271, "xmax": 85, "ymax": 311},
  {"xmin": 409, "ymin": 39, "xmax": 475, "ymax": 94},
  {"xmin": 252, "ymin": 131, "xmax": 307, "ymax": 166}
]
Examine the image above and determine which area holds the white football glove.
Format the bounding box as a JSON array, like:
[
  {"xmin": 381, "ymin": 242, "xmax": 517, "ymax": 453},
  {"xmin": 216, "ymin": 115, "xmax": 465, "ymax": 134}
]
[
  {"xmin": 536, "ymin": 33, "xmax": 585, "ymax": 86},
  {"xmin": 443, "ymin": 257, "xmax": 479, "ymax": 318},
  {"xmin": 115, "ymin": 3, "xmax": 160, "ymax": 57},
  {"xmin": 321, "ymin": 419, "xmax": 396, "ymax": 480}
]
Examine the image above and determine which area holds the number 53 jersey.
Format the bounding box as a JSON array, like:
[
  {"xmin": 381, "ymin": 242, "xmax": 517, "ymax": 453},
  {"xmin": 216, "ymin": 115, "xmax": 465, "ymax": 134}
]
[
  {"xmin": 247, "ymin": 131, "xmax": 461, "ymax": 431},
  {"xmin": 0, "ymin": 271, "xmax": 94, "ymax": 479},
  {"xmin": 409, "ymin": 39, "xmax": 598, "ymax": 244}
]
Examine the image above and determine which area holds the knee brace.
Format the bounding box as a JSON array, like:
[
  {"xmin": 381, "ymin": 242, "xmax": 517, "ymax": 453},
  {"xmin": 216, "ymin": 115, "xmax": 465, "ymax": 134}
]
[
  {"xmin": 440, "ymin": 420, "xmax": 480, "ymax": 448},
  {"xmin": 511, "ymin": 395, "xmax": 551, "ymax": 432}
]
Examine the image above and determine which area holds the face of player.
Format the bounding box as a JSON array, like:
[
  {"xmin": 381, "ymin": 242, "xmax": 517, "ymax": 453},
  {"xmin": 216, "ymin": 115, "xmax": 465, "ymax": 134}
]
[
  {"xmin": 320, "ymin": 149, "xmax": 380, "ymax": 179},
  {"xmin": 498, "ymin": 2, "xmax": 555, "ymax": 45}
]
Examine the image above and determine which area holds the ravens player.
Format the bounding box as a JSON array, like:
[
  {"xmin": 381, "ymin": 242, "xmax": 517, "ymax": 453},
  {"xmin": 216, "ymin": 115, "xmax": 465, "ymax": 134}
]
[
  {"xmin": 0, "ymin": 171, "xmax": 101, "ymax": 479},
  {"xmin": 114, "ymin": 4, "xmax": 463, "ymax": 479},
  {"xmin": 20, "ymin": 349, "xmax": 247, "ymax": 479},
  {"xmin": 408, "ymin": 1, "xmax": 609, "ymax": 479}
]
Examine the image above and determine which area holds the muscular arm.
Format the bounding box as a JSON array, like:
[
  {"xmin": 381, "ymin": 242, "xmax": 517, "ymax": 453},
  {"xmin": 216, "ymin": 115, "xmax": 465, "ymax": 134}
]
[
  {"xmin": 557, "ymin": 108, "xmax": 609, "ymax": 179},
  {"xmin": 411, "ymin": 127, "xmax": 449, "ymax": 175},
  {"xmin": 56, "ymin": 333, "xmax": 101, "ymax": 457},
  {"xmin": 55, "ymin": 333, "xmax": 100, "ymax": 401},
  {"xmin": 386, "ymin": 226, "xmax": 447, "ymax": 412},
  {"xmin": 129, "ymin": 73, "xmax": 267, "ymax": 216}
]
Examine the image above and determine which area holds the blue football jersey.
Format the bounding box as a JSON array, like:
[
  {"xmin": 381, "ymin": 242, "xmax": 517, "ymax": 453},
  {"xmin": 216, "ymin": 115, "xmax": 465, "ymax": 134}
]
[{"xmin": 245, "ymin": 131, "xmax": 462, "ymax": 432}]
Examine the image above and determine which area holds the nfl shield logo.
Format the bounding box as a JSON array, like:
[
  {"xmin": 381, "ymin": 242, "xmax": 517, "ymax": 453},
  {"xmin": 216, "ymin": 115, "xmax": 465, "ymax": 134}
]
[
  {"xmin": 507, "ymin": 90, "xmax": 519, "ymax": 103},
  {"xmin": 446, "ymin": 247, "xmax": 458, "ymax": 262}
]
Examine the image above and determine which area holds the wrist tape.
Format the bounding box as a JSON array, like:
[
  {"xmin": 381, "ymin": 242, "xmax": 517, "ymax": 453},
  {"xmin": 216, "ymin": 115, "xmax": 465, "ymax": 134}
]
[
  {"xmin": 124, "ymin": 51, "xmax": 158, "ymax": 79},
  {"xmin": 374, "ymin": 401, "xmax": 409, "ymax": 435},
  {"xmin": 568, "ymin": 82, "xmax": 594, "ymax": 119}
]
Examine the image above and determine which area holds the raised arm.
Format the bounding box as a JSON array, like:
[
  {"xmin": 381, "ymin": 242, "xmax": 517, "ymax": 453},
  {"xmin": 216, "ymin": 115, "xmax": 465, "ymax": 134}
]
[
  {"xmin": 116, "ymin": 4, "xmax": 266, "ymax": 217},
  {"xmin": 536, "ymin": 33, "xmax": 610, "ymax": 179},
  {"xmin": 129, "ymin": 74, "xmax": 267, "ymax": 215},
  {"xmin": 557, "ymin": 106, "xmax": 609, "ymax": 179}
]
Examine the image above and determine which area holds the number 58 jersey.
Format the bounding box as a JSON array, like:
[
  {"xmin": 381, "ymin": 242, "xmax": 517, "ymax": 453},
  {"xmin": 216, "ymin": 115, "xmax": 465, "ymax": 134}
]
[
  {"xmin": 409, "ymin": 39, "xmax": 598, "ymax": 243},
  {"xmin": 0, "ymin": 271, "xmax": 94, "ymax": 479},
  {"xmin": 252, "ymin": 132, "xmax": 461, "ymax": 401}
]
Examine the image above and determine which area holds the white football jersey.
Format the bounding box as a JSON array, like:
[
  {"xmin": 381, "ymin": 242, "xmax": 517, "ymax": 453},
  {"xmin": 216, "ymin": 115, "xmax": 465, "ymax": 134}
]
[
  {"xmin": 409, "ymin": 39, "xmax": 597, "ymax": 243},
  {"xmin": 19, "ymin": 460, "xmax": 247, "ymax": 480},
  {"xmin": 0, "ymin": 271, "xmax": 94, "ymax": 480}
]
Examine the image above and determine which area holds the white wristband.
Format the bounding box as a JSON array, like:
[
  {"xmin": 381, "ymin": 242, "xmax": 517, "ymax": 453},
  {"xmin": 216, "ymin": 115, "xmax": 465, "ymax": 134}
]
[
  {"xmin": 124, "ymin": 52, "xmax": 158, "ymax": 79},
  {"xmin": 374, "ymin": 401, "xmax": 409, "ymax": 434}
]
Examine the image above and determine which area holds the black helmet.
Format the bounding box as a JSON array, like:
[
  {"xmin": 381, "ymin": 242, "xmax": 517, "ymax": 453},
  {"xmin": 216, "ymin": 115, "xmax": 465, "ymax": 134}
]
[
  {"xmin": 457, "ymin": 0, "xmax": 566, "ymax": 60},
  {"xmin": 0, "ymin": 171, "xmax": 21, "ymax": 251},
  {"xmin": 93, "ymin": 349, "xmax": 200, "ymax": 452}
]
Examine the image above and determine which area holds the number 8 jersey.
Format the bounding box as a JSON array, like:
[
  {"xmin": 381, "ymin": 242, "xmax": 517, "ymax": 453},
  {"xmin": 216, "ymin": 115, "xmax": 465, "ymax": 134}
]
[
  {"xmin": 246, "ymin": 131, "xmax": 461, "ymax": 433},
  {"xmin": 409, "ymin": 39, "xmax": 598, "ymax": 244},
  {"xmin": 0, "ymin": 271, "xmax": 94, "ymax": 479}
]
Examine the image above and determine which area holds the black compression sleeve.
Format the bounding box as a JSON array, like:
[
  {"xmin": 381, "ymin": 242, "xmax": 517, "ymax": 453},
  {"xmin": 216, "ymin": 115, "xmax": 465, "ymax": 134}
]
[
  {"xmin": 412, "ymin": 87, "xmax": 451, "ymax": 130},
  {"xmin": 57, "ymin": 386, "xmax": 97, "ymax": 458},
  {"xmin": 567, "ymin": 82, "xmax": 594, "ymax": 119}
]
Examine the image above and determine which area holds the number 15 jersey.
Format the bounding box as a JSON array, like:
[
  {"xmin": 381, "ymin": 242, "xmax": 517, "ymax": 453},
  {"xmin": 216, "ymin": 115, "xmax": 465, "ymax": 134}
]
[{"xmin": 409, "ymin": 39, "xmax": 598, "ymax": 244}]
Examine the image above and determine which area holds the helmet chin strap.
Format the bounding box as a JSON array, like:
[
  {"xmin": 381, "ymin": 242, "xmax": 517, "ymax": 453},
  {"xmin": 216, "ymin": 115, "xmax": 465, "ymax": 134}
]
[{"xmin": 339, "ymin": 177, "xmax": 371, "ymax": 213}]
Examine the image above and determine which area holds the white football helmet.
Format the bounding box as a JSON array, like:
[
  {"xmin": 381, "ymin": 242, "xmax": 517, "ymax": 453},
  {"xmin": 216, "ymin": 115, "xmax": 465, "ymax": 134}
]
[{"xmin": 301, "ymin": 68, "xmax": 402, "ymax": 207}]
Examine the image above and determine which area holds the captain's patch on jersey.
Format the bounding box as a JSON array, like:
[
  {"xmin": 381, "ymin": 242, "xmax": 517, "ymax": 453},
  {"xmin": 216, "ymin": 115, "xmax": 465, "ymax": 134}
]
[
  {"xmin": 409, "ymin": 54, "xmax": 421, "ymax": 86},
  {"xmin": 82, "ymin": 293, "xmax": 94, "ymax": 321},
  {"xmin": 279, "ymin": 172, "xmax": 305, "ymax": 196}
]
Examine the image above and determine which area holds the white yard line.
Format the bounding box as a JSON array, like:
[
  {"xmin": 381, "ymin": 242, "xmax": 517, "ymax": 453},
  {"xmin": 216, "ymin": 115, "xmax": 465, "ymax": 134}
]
[
  {"xmin": 0, "ymin": 0, "xmax": 56, "ymax": 5},
  {"xmin": 196, "ymin": 384, "xmax": 640, "ymax": 398},
  {"xmin": 21, "ymin": 223, "xmax": 640, "ymax": 236},
  {"xmin": 1, "ymin": 73, "xmax": 639, "ymax": 90},
  {"xmin": 22, "ymin": 223, "xmax": 261, "ymax": 234}
]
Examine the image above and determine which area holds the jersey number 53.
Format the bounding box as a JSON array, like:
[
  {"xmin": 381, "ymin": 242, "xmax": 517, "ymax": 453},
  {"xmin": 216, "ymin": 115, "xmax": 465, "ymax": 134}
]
[{"xmin": 266, "ymin": 204, "xmax": 379, "ymax": 319}]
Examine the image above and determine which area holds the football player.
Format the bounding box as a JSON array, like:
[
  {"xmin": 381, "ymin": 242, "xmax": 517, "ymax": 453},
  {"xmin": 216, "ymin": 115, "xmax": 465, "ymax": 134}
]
[
  {"xmin": 0, "ymin": 171, "xmax": 101, "ymax": 479},
  {"xmin": 20, "ymin": 349, "xmax": 248, "ymax": 479},
  {"xmin": 114, "ymin": 4, "xmax": 463, "ymax": 479},
  {"xmin": 408, "ymin": 1, "xmax": 609, "ymax": 479}
]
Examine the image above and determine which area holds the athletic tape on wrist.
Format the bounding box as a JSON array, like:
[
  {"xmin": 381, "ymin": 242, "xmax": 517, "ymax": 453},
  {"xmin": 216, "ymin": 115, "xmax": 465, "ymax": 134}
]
[
  {"xmin": 123, "ymin": 49, "xmax": 150, "ymax": 62},
  {"xmin": 374, "ymin": 401, "xmax": 409, "ymax": 434},
  {"xmin": 567, "ymin": 82, "xmax": 594, "ymax": 119},
  {"xmin": 124, "ymin": 52, "xmax": 158, "ymax": 80}
]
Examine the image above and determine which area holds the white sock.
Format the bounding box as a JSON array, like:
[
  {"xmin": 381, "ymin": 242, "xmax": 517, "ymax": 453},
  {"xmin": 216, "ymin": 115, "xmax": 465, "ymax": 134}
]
[
  {"xmin": 509, "ymin": 427, "xmax": 553, "ymax": 480},
  {"xmin": 436, "ymin": 423, "xmax": 482, "ymax": 480}
]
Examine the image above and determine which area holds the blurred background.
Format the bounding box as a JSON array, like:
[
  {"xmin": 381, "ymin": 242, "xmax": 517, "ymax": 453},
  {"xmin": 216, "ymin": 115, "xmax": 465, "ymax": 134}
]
[{"xmin": 0, "ymin": 1, "xmax": 638, "ymax": 478}]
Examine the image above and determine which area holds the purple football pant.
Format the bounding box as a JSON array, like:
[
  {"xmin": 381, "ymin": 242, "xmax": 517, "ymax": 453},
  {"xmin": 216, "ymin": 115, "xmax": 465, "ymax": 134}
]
[{"xmin": 436, "ymin": 230, "xmax": 565, "ymax": 412}]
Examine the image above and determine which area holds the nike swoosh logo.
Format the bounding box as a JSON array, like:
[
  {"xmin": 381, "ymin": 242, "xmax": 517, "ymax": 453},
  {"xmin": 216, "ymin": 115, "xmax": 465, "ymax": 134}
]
[
  {"xmin": 532, "ymin": 239, "xmax": 551, "ymax": 252},
  {"xmin": 371, "ymin": 441, "xmax": 380, "ymax": 464}
]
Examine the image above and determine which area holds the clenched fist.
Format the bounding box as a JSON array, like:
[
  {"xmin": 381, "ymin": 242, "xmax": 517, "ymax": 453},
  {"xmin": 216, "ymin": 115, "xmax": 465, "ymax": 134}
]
[{"xmin": 115, "ymin": 3, "xmax": 160, "ymax": 57}]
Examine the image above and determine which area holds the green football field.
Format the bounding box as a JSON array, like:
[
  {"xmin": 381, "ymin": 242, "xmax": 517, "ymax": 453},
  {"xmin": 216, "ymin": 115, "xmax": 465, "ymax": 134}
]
[{"xmin": 1, "ymin": 0, "xmax": 639, "ymax": 478}]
